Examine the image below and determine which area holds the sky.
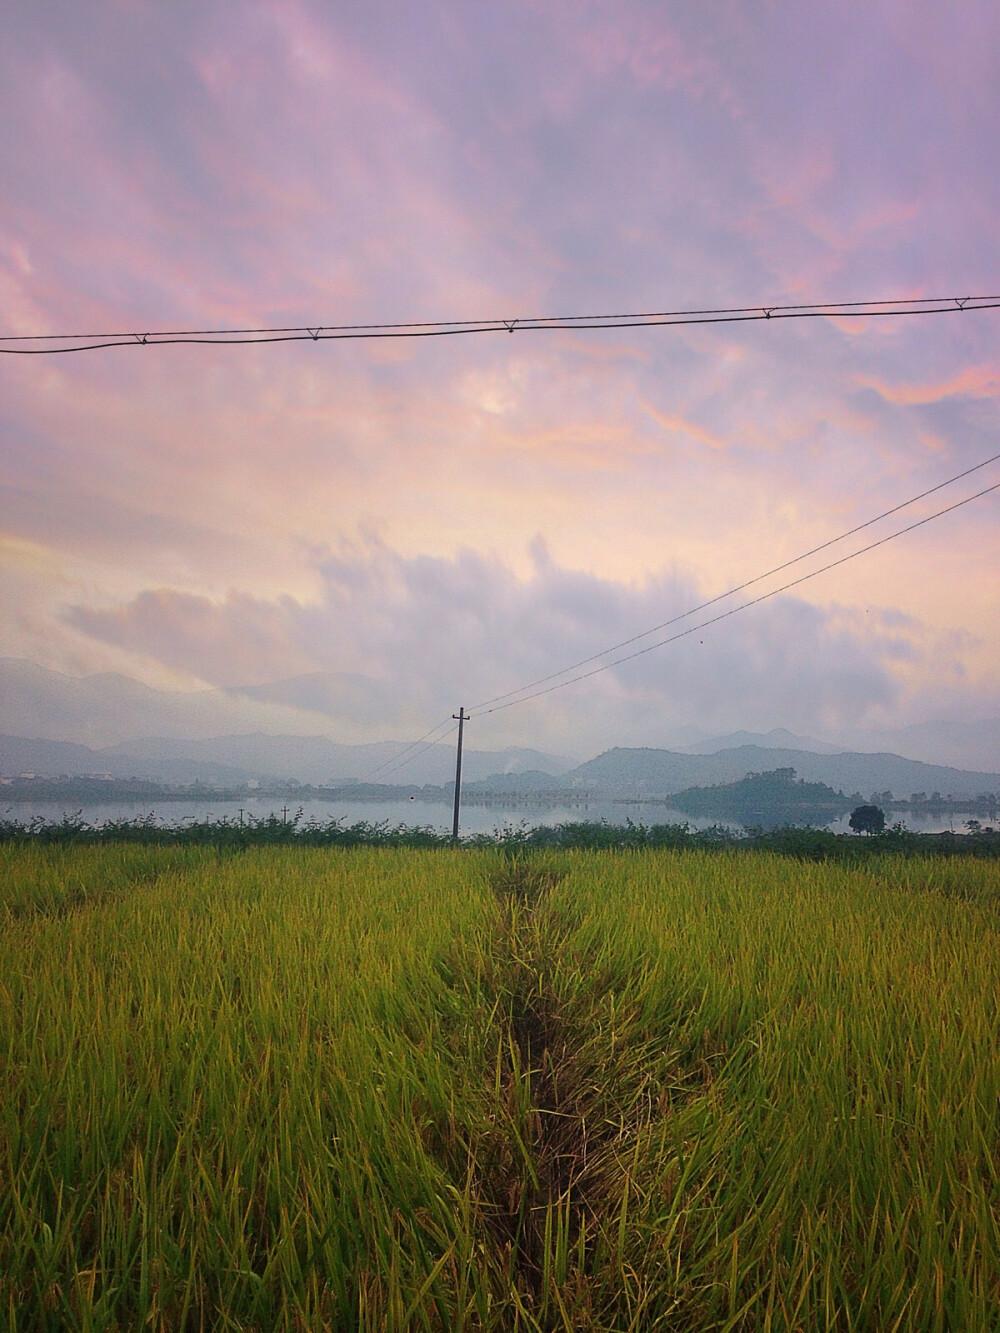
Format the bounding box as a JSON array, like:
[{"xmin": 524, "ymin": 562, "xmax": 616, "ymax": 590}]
[{"xmin": 2, "ymin": 1, "xmax": 999, "ymax": 762}]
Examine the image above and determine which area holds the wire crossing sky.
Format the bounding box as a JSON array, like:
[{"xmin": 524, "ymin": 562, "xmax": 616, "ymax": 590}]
[
  {"xmin": 474, "ymin": 477, "xmax": 1000, "ymax": 717},
  {"xmin": 351, "ymin": 454, "xmax": 1000, "ymax": 784},
  {"xmin": 2, "ymin": 293, "xmax": 999, "ymax": 354},
  {"xmin": 468, "ymin": 452, "xmax": 1000, "ymax": 714}
]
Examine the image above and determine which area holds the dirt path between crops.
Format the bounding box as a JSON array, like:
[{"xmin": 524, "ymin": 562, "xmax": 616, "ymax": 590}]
[
  {"xmin": 475, "ymin": 861, "xmax": 603, "ymax": 1305},
  {"xmin": 417, "ymin": 858, "xmax": 721, "ymax": 1328}
]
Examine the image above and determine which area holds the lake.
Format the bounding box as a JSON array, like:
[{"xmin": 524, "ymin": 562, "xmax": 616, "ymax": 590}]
[{"xmin": 0, "ymin": 795, "xmax": 981, "ymax": 837}]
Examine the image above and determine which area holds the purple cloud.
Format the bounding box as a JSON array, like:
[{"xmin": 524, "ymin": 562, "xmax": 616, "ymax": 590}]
[{"xmin": 63, "ymin": 538, "xmax": 928, "ymax": 751}]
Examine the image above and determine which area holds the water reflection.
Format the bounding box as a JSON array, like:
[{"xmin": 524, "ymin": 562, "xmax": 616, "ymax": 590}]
[{"xmin": 1, "ymin": 796, "xmax": 980, "ymax": 838}]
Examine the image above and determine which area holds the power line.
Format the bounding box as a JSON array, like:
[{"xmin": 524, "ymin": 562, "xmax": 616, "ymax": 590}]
[
  {"xmin": 473, "ymin": 479, "xmax": 1000, "ymax": 718},
  {"xmin": 2, "ymin": 292, "xmax": 998, "ymax": 355},
  {"xmin": 347, "ymin": 716, "xmax": 456, "ymax": 786},
  {"xmin": 373, "ymin": 724, "xmax": 458, "ymax": 783},
  {"xmin": 468, "ymin": 451, "xmax": 1000, "ymax": 713},
  {"xmin": 379, "ymin": 725, "xmax": 460, "ymax": 783},
  {"xmin": 327, "ymin": 455, "xmax": 1000, "ymax": 767}
]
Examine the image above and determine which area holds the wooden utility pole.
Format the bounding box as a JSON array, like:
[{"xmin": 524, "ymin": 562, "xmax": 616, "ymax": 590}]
[{"xmin": 452, "ymin": 707, "xmax": 468, "ymax": 842}]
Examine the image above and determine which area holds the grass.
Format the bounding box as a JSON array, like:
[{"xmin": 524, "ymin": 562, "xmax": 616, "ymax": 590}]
[
  {"xmin": 1, "ymin": 844, "xmax": 998, "ymax": 1329},
  {"xmin": 548, "ymin": 850, "xmax": 1000, "ymax": 1328}
]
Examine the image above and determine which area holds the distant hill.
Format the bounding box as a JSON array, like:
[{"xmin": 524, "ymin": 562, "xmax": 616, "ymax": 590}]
[
  {"xmin": 0, "ymin": 732, "xmax": 572, "ymax": 788},
  {"xmin": 674, "ymin": 728, "xmax": 841, "ymax": 755},
  {"xmin": 100, "ymin": 734, "xmax": 571, "ymax": 785},
  {"xmin": 3, "ymin": 732, "xmax": 999, "ymax": 801},
  {"xmin": 2, "ymin": 658, "xmax": 998, "ymax": 798},
  {"xmin": 0, "ymin": 659, "xmax": 575, "ymax": 784},
  {"xmin": 566, "ymin": 746, "xmax": 1000, "ymax": 800},
  {"xmin": 854, "ymin": 718, "xmax": 1000, "ymax": 773},
  {"xmin": 0, "ymin": 658, "xmax": 338, "ymax": 748},
  {"xmin": 0, "ymin": 734, "xmax": 264, "ymax": 786},
  {"xmin": 463, "ymin": 770, "xmax": 575, "ymax": 796}
]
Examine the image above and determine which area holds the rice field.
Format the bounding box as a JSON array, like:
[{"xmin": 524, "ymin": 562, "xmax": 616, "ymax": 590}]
[{"xmin": 1, "ymin": 842, "xmax": 998, "ymax": 1330}]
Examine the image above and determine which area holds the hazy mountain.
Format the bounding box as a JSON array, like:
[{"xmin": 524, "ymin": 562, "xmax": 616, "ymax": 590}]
[
  {"xmin": 0, "ymin": 734, "xmax": 254, "ymax": 785},
  {"xmin": 0, "ymin": 732, "xmax": 572, "ymax": 788},
  {"xmin": 674, "ymin": 728, "xmax": 840, "ymax": 756},
  {"xmin": 3, "ymin": 658, "xmax": 998, "ymax": 796},
  {"xmin": 4, "ymin": 729, "xmax": 999, "ymax": 802},
  {"xmin": 0, "ymin": 735, "xmax": 114, "ymax": 778},
  {"xmin": 5, "ymin": 658, "xmax": 998, "ymax": 776},
  {"xmin": 567, "ymin": 746, "xmax": 1000, "ymax": 800},
  {"xmin": 0, "ymin": 659, "xmax": 579, "ymax": 785},
  {"xmin": 105, "ymin": 734, "xmax": 571, "ymax": 785},
  {"xmin": 0, "ymin": 658, "xmax": 341, "ymax": 747},
  {"xmin": 103, "ymin": 734, "xmax": 392, "ymax": 784},
  {"xmin": 852, "ymin": 719, "xmax": 1000, "ymax": 773}
]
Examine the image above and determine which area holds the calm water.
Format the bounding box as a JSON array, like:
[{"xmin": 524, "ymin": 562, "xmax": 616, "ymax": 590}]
[{"xmin": 0, "ymin": 796, "xmax": 979, "ymax": 837}]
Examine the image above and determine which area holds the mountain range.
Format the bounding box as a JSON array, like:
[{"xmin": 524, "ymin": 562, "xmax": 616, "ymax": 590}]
[
  {"xmin": 2, "ymin": 658, "xmax": 999, "ymax": 799},
  {"xmin": 4, "ymin": 733, "xmax": 999, "ymax": 802},
  {"xmin": 0, "ymin": 732, "xmax": 570, "ymax": 788},
  {"xmin": 562, "ymin": 747, "xmax": 1000, "ymax": 801}
]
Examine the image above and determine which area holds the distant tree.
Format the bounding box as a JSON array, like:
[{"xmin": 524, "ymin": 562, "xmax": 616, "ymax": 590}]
[{"xmin": 849, "ymin": 804, "xmax": 886, "ymax": 836}]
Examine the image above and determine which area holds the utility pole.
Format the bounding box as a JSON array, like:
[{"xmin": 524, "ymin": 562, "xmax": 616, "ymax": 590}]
[{"xmin": 452, "ymin": 707, "xmax": 468, "ymax": 842}]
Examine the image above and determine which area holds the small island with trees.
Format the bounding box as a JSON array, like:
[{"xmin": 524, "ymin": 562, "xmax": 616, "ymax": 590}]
[{"xmin": 667, "ymin": 767, "xmax": 851, "ymax": 827}]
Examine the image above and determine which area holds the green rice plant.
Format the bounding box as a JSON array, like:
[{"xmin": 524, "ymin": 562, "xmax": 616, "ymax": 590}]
[
  {"xmin": 2, "ymin": 844, "xmax": 998, "ymax": 1330},
  {"xmin": 0, "ymin": 847, "xmax": 507, "ymax": 1330},
  {"xmin": 533, "ymin": 849, "xmax": 1000, "ymax": 1329},
  {"xmin": 0, "ymin": 843, "xmax": 220, "ymax": 920}
]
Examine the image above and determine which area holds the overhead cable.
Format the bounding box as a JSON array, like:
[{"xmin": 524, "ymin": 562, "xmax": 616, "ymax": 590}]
[
  {"xmin": 2, "ymin": 293, "xmax": 998, "ymax": 355},
  {"xmin": 473, "ymin": 478, "xmax": 1000, "ymax": 718},
  {"xmin": 347, "ymin": 717, "xmax": 457, "ymax": 787},
  {"xmin": 468, "ymin": 451, "xmax": 1000, "ymax": 713},
  {"xmin": 361, "ymin": 724, "xmax": 459, "ymax": 786}
]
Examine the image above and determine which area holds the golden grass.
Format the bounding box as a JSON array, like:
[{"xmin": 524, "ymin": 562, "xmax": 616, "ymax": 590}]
[{"xmin": 1, "ymin": 844, "xmax": 998, "ymax": 1329}]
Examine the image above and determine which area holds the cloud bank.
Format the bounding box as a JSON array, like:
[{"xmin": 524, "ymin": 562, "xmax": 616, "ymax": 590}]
[{"xmin": 63, "ymin": 538, "xmax": 943, "ymax": 754}]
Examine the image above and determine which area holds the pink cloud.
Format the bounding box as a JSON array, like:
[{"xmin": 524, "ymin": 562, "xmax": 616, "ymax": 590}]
[
  {"xmin": 640, "ymin": 402, "xmax": 729, "ymax": 452},
  {"xmin": 58, "ymin": 537, "xmax": 925, "ymax": 749},
  {"xmin": 858, "ymin": 366, "xmax": 1000, "ymax": 407},
  {"xmin": 65, "ymin": 589, "xmax": 319, "ymax": 686}
]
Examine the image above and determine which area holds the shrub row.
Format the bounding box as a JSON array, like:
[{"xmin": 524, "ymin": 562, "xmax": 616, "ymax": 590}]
[{"xmin": 2, "ymin": 811, "xmax": 998, "ymax": 859}]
